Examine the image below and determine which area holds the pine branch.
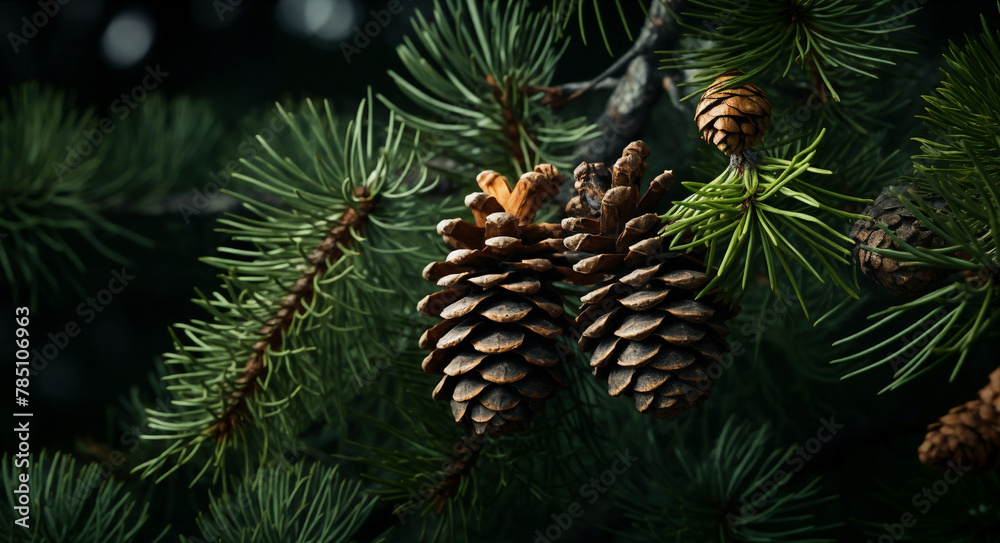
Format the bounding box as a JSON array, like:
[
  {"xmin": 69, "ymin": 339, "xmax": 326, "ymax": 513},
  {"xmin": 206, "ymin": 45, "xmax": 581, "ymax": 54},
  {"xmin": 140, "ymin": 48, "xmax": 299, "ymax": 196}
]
[
  {"xmin": 529, "ymin": 0, "xmax": 685, "ymax": 109},
  {"xmin": 0, "ymin": 83, "xmax": 151, "ymax": 305},
  {"xmin": 1, "ymin": 452, "xmax": 168, "ymax": 543},
  {"xmin": 136, "ymin": 96, "xmax": 446, "ymax": 483},
  {"xmin": 569, "ymin": 0, "xmax": 687, "ymax": 167},
  {"xmin": 620, "ymin": 420, "xmax": 840, "ymax": 543},
  {"xmin": 662, "ymin": 0, "xmax": 918, "ymax": 102},
  {"xmin": 380, "ymin": 0, "xmax": 597, "ymax": 181},
  {"xmin": 181, "ymin": 461, "xmax": 376, "ymax": 543},
  {"xmin": 213, "ymin": 194, "xmax": 372, "ymax": 441},
  {"xmin": 831, "ymin": 164, "xmax": 1000, "ymax": 391},
  {"xmin": 833, "ymin": 12, "xmax": 1000, "ymax": 391}
]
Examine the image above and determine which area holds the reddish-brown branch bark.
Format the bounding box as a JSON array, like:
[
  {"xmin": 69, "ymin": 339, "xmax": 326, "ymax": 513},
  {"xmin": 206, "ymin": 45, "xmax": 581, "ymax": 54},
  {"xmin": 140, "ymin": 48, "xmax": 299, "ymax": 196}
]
[
  {"xmin": 430, "ymin": 436, "xmax": 485, "ymax": 514},
  {"xmin": 212, "ymin": 187, "xmax": 373, "ymax": 440},
  {"xmin": 486, "ymin": 73, "xmax": 528, "ymax": 166}
]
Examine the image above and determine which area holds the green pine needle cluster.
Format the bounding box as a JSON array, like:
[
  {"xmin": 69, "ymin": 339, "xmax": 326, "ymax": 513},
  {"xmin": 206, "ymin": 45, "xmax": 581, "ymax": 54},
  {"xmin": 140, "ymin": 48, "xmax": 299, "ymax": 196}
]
[
  {"xmin": 137, "ymin": 96, "xmax": 445, "ymax": 483},
  {"xmin": 0, "ymin": 84, "xmax": 147, "ymax": 305},
  {"xmin": 180, "ymin": 462, "xmax": 375, "ymax": 543},
  {"xmin": 915, "ymin": 13, "xmax": 1000, "ymax": 187},
  {"xmin": 0, "ymin": 85, "xmax": 225, "ymax": 305},
  {"xmin": 663, "ymin": 0, "xmax": 916, "ymax": 101},
  {"xmin": 623, "ymin": 421, "xmax": 839, "ymax": 543},
  {"xmin": 381, "ymin": 0, "xmax": 596, "ymax": 181},
  {"xmin": 662, "ymin": 131, "xmax": 868, "ymax": 314},
  {"xmin": 1, "ymin": 452, "xmax": 167, "ymax": 543}
]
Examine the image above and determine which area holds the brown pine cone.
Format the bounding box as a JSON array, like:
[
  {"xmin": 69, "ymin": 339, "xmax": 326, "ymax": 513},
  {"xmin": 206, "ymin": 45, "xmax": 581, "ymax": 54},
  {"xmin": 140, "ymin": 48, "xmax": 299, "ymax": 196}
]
[
  {"xmin": 695, "ymin": 71, "xmax": 771, "ymax": 156},
  {"xmin": 418, "ymin": 165, "xmax": 584, "ymax": 436},
  {"xmin": 918, "ymin": 367, "xmax": 1000, "ymax": 471},
  {"xmin": 564, "ymin": 141, "xmax": 739, "ymax": 418},
  {"xmin": 850, "ymin": 185, "xmax": 950, "ymax": 297}
]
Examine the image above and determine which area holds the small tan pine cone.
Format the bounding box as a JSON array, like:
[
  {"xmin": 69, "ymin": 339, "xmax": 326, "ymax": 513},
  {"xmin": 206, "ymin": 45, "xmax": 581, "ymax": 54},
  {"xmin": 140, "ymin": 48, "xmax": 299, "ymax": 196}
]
[{"xmin": 695, "ymin": 71, "xmax": 771, "ymax": 156}]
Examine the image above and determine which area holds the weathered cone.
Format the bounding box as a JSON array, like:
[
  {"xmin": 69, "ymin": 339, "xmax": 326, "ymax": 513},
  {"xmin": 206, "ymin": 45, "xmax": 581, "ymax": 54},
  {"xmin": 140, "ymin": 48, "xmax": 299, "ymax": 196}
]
[
  {"xmin": 565, "ymin": 161, "xmax": 611, "ymax": 218},
  {"xmin": 695, "ymin": 71, "xmax": 771, "ymax": 156},
  {"xmin": 918, "ymin": 366, "xmax": 1000, "ymax": 471},
  {"xmin": 849, "ymin": 185, "xmax": 950, "ymax": 297},
  {"xmin": 565, "ymin": 141, "xmax": 739, "ymax": 418},
  {"xmin": 418, "ymin": 165, "xmax": 583, "ymax": 436}
]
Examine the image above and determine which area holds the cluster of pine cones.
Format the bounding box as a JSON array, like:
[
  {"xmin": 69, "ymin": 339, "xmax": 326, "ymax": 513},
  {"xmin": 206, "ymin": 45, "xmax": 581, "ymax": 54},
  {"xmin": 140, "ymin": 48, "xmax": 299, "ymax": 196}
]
[
  {"xmin": 417, "ymin": 142, "xmax": 738, "ymax": 436},
  {"xmin": 413, "ymin": 70, "xmax": 996, "ymax": 483}
]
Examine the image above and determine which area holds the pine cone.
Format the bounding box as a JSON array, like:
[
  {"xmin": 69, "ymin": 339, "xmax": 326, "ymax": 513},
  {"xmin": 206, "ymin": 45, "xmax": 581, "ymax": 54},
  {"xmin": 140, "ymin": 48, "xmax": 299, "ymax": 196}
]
[
  {"xmin": 918, "ymin": 367, "xmax": 1000, "ymax": 471},
  {"xmin": 564, "ymin": 141, "xmax": 739, "ymax": 418},
  {"xmin": 418, "ymin": 165, "xmax": 579, "ymax": 436},
  {"xmin": 695, "ymin": 71, "xmax": 771, "ymax": 156},
  {"xmin": 849, "ymin": 185, "xmax": 950, "ymax": 297},
  {"xmin": 565, "ymin": 162, "xmax": 611, "ymax": 218}
]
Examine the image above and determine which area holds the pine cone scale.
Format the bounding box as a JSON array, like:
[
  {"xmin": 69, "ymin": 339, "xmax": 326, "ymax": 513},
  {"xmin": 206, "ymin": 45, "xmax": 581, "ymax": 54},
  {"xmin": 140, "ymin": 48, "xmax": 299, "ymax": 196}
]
[
  {"xmin": 443, "ymin": 352, "xmax": 489, "ymax": 376},
  {"xmin": 634, "ymin": 368, "xmax": 671, "ymax": 393},
  {"xmin": 616, "ymin": 312, "xmax": 666, "ymax": 340},
  {"xmin": 434, "ymin": 319, "xmax": 478, "ymax": 349},
  {"xmin": 649, "ymin": 349, "xmax": 697, "ymax": 371},
  {"xmin": 619, "ymin": 340, "xmax": 661, "ymax": 366},
  {"xmin": 470, "ymin": 327, "xmax": 525, "ymax": 353},
  {"xmin": 477, "ymin": 357, "xmax": 531, "ymax": 383},
  {"xmin": 479, "ymin": 297, "xmax": 534, "ymax": 322}
]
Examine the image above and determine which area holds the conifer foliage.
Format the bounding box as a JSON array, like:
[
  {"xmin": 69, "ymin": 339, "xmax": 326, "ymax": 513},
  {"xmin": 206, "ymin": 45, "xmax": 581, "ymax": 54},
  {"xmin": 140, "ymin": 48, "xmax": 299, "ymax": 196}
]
[
  {"xmin": 4, "ymin": 1, "xmax": 1000, "ymax": 542},
  {"xmin": 136, "ymin": 97, "xmax": 443, "ymax": 482}
]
